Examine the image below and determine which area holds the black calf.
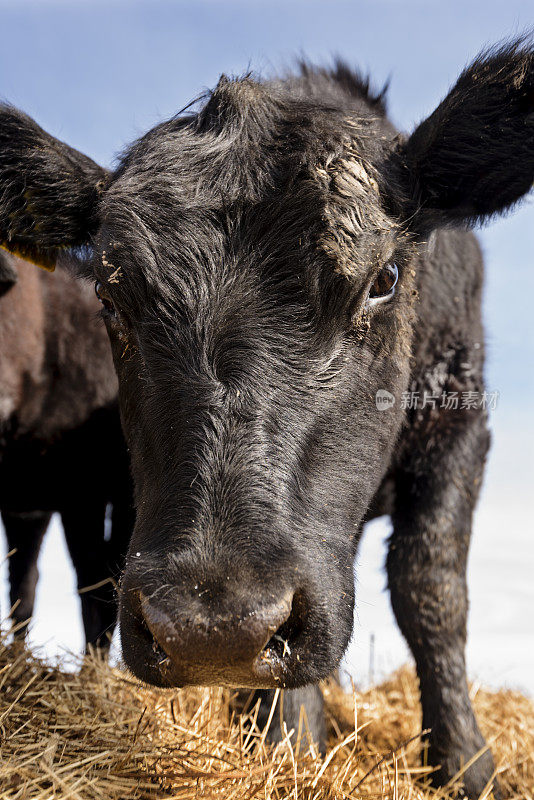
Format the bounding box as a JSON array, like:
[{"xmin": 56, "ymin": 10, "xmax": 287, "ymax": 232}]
[{"xmin": 0, "ymin": 40, "xmax": 532, "ymax": 797}]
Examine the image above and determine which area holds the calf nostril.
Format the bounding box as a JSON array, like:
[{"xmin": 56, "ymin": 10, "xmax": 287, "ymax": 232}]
[
  {"xmin": 139, "ymin": 589, "xmax": 296, "ymax": 673},
  {"xmin": 260, "ymin": 590, "xmax": 307, "ymax": 660}
]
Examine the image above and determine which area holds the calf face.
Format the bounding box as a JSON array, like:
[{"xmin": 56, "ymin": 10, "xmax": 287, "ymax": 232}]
[
  {"xmin": 95, "ymin": 92, "xmax": 418, "ymax": 689},
  {"xmin": 0, "ymin": 42, "xmax": 532, "ymax": 692}
]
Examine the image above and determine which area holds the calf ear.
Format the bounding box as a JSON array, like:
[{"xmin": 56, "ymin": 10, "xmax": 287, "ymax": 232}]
[
  {"xmin": 395, "ymin": 39, "xmax": 534, "ymax": 232},
  {"xmin": 0, "ymin": 106, "xmax": 108, "ymax": 270}
]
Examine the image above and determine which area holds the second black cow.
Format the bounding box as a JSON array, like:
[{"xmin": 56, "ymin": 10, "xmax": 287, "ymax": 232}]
[{"xmin": 0, "ymin": 252, "xmax": 133, "ymax": 649}]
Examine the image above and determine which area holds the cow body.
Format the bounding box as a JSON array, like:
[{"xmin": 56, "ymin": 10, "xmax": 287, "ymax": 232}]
[
  {"xmin": 0, "ymin": 41, "xmax": 533, "ymax": 798},
  {"xmin": 0, "ymin": 255, "xmax": 133, "ymax": 648}
]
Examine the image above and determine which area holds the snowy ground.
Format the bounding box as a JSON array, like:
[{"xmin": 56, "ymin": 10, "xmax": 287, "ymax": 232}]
[{"xmin": 1, "ymin": 408, "xmax": 532, "ymax": 694}]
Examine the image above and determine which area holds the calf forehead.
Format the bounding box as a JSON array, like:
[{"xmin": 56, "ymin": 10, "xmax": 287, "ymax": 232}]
[{"xmin": 99, "ymin": 76, "xmax": 396, "ymax": 299}]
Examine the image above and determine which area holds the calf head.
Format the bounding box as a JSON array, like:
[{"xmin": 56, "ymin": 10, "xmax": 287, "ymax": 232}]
[{"xmin": 0, "ymin": 41, "xmax": 532, "ymax": 689}]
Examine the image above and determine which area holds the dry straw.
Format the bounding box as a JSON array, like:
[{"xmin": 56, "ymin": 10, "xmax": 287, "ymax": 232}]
[{"xmin": 0, "ymin": 635, "xmax": 532, "ymax": 799}]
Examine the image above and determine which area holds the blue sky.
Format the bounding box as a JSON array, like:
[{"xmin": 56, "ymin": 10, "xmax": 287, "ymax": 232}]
[{"xmin": 0, "ymin": 0, "xmax": 532, "ymax": 687}]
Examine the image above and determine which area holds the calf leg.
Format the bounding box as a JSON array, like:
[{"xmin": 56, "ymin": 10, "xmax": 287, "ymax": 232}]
[
  {"xmin": 387, "ymin": 415, "xmax": 498, "ymax": 798},
  {"xmin": 2, "ymin": 510, "xmax": 51, "ymax": 637},
  {"xmin": 235, "ymin": 685, "xmax": 326, "ymax": 754},
  {"xmin": 61, "ymin": 503, "xmax": 117, "ymax": 652}
]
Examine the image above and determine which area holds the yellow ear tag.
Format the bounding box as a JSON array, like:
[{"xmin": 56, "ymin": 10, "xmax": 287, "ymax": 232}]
[{"xmin": 0, "ymin": 243, "xmax": 56, "ymax": 272}]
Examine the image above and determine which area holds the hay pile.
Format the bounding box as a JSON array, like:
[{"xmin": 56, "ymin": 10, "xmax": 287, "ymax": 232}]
[{"xmin": 0, "ymin": 636, "xmax": 532, "ymax": 799}]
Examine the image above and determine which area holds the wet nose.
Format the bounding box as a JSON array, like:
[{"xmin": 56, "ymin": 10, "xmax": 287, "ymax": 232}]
[{"xmin": 139, "ymin": 589, "xmax": 294, "ymax": 685}]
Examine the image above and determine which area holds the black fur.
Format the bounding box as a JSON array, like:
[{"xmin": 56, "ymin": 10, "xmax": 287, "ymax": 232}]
[{"xmin": 1, "ymin": 40, "xmax": 533, "ymax": 797}]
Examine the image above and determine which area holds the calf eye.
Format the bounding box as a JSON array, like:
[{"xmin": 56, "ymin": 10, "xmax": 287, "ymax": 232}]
[
  {"xmin": 95, "ymin": 281, "xmax": 116, "ymax": 315},
  {"xmin": 367, "ymin": 263, "xmax": 398, "ymax": 307}
]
